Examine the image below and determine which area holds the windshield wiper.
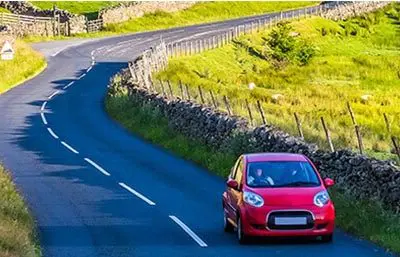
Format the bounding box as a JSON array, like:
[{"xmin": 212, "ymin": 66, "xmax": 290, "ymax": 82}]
[{"xmin": 274, "ymin": 181, "xmax": 319, "ymax": 187}]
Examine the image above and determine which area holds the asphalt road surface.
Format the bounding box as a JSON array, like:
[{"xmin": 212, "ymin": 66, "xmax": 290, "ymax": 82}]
[{"xmin": 0, "ymin": 6, "xmax": 396, "ymax": 257}]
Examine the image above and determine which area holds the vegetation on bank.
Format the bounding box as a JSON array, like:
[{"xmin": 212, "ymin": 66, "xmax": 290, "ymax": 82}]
[
  {"xmin": 157, "ymin": 4, "xmax": 400, "ymax": 161},
  {"xmin": 31, "ymin": 1, "xmax": 119, "ymax": 20},
  {"xmin": 105, "ymin": 1, "xmax": 315, "ymax": 33},
  {"xmin": 0, "ymin": 7, "xmax": 11, "ymax": 13},
  {"xmin": 0, "ymin": 165, "xmax": 40, "ymax": 257},
  {"xmin": 0, "ymin": 39, "xmax": 46, "ymax": 94},
  {"xmin": 105, "ymin": 94, "xmax": 400, "ymax": 254}
]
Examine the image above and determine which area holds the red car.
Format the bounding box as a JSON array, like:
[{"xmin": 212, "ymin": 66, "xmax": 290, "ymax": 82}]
[{"xmin": 222, "ymin": 152, "xmax": 335, "ymax": 244}]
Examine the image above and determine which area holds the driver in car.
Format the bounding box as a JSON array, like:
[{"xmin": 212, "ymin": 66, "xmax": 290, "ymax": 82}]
[{"xmin": 248, "ymin": 168, "xmax": 274, "ymax": 186}]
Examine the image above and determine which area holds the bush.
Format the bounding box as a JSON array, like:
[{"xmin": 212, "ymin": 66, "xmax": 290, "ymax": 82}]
[{"xmin": 296, "ymin": 40, "xmax": 316, "ymax": 66}]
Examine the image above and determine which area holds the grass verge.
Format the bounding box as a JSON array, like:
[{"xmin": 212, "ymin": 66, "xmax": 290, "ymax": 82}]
[
  {"xmin": 0, "ymin": 165, "xmax": 40, "ymax": 257},
  {"xmin": 105, "ymin": 94, "xmax": 400, "ymax": 254},
  {"xmin": 0, "ymin": 39, "xmax": 47, "ymax": 94},
  {"xmin": 0, "ymin": 7, "xmax": 10, "ymax": 13},
  {"xmin": 157, "ymin": 4, "xmax": 400, "ymax": 161}
]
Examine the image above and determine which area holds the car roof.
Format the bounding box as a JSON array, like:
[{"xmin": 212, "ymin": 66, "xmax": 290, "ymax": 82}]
[{"xmin": 244, "ymin": 152, "xmax": 308, "ymax": 163}]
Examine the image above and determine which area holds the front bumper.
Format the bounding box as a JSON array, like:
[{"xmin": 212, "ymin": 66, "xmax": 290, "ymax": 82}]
[{"xmin": 240, "ymin": 204, "xmax": 335, "ymax": 237}]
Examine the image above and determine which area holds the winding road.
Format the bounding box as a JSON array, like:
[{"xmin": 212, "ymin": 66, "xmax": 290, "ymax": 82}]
[{"xmin": 0, "ymin": 7, "xmax": 395, "ymax": 257}]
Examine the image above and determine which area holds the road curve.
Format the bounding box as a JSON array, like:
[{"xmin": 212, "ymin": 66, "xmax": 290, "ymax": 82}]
[{"xmin": 0, "ymin": 7, "xmax": 395, "ymax": 257}]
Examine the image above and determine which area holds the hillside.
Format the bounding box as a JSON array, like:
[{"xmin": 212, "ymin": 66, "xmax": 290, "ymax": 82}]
[{"xmin": 157, "ymin": 4, "xmax": 400, "ymax": 160}]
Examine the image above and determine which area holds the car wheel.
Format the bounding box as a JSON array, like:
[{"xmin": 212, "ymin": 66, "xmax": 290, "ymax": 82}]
[
  {"xmin": 321, "ymin": 234, "xmax": 333, "ymax": 243},
  {"xmin": 237, "ymin": 215, "xmax": 248, "ymax": 244},
  {"xmin": 223, "ymin": 211, "xmax": 234, "ymax": 233}
]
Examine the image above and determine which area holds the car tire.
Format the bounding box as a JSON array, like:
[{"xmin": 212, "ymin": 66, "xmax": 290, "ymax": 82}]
[
  {"xmin": 223, "ymin": 211, "xmax": 234, "ymax": 233},
  {"xmin": 321, "ymin": 234, "xmax": 333, "ymax": 243},
  {"xmin": 237, "ymin": 215, "xmax": 248, "ymax": 244}
]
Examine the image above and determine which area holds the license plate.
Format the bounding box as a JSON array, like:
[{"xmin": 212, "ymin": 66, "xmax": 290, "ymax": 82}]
[{"xmin": 275, "ymin": 217, "xmax": 307, "ymax": 225}]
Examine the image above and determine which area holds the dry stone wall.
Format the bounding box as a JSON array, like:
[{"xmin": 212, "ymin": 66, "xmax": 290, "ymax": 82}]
[
  {"xmin": 99, "ymin": 1, "xmax": 196, "ymax": 25},
  {"xmin": 321, "ymin": 1, "xmax": 390, "ymax": 20},
  {"xmin": 108, "ymin": 70, "xmax": 400, "ymax": 213}
]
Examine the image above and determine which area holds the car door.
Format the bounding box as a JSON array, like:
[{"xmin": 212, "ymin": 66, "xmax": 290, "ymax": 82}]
[
  {"xmin": 231, "ymin": 157, "xmax": 244, "ymax": 219},
  {"xmin": 225, "ymin": 156, "xmax": 241, "ymax": 221}
]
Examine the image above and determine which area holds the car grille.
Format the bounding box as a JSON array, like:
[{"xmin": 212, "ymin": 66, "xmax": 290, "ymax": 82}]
[{"xmin": 267, "ymin": 211, "xmax": 314, "ymax": 230}]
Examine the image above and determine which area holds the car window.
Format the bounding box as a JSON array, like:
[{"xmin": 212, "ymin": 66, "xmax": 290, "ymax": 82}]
[
  {"xmin": 234, "ymin": 158, "xmax": 243, "ymax": 184},
  {"xmin": 246, "ymin": 161, "xmax": 321, "ymax": 188},
  {"xmin": 230, "ymin": 156, "xmax": 241, "ymax": 179}
]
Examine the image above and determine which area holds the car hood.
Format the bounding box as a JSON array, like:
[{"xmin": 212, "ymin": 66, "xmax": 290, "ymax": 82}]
[{"xmin": 248, "ymin": 187, "xmax": 324, "ymax": 207}]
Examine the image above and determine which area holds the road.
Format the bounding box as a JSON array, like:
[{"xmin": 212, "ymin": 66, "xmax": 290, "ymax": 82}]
[{"xmin": 0, "ymin": 6, "xmax": 395, "ymax": 257}]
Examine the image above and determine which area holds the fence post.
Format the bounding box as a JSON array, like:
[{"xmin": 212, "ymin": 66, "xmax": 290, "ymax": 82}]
[
  {"xmin": 321, "ymin": 117, "xmax": 335, "ymax": 152},
  {"xmin": 256, "ymin": 100, "xmax": 267, "ymax": 125},
  {"xmin": 198, "ymin": 86, "xmax": 205, "ymax": 104},
  {"xmin": 209, "ymin": 90, "xmax": 218, "ymax": 109},
  {"xmin": 383, "ymin": 113, "xmax": 400, "ymax": 160},
  {"xmin": 245, "ymin": 99, "xmax": 254, "ymax": 126},
  {"xmin": 179, "ymin": 81, "xmax": 184, "ymax": 99},
  {"xmin": 185, "ymin": 84, "xmax": 191, "ymax": 101},
  {"xmin": 294, "ymin": 112, "xmax": 304, "ymax": 139},
  {"xmin": 346, "ymin": 102, "xmax": 364, "ymax": 155},
  {"xmin": 167, "ymin": 80, "xmax": 174, "ymax": 99},
  {"xmin": 223, "ymin": 96, "xmax": 232, "ymax": 116},
  {"xmin": 159, "ymin": 80, "xmax": 166, "ymax": 98}
]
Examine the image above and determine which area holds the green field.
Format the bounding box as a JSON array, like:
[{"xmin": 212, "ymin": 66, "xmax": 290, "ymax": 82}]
[
  {"xmin": 105, "ymin": 1, "xmax": 315, "ymax": 33},
  {"xmin": 105, "ymin": 93, "xmax": 400, "ymax": 254},
  {"xmin": 0, "ymin": 39, "xmax": 47, "ymax": 94},
  {"xmin": 157, "ymin": 4, "xmax": 400, "ymax": 160},
  {"xmin": 0, "ymin": 165, "xmax": 40, "ymax": 257},
  {"xmin": 31, "ymin": 1, "xmax": 119, "ymax": 19},
  {"xmin": 0, "ymin": 7, "xmax": 11, "ymax": 13}
]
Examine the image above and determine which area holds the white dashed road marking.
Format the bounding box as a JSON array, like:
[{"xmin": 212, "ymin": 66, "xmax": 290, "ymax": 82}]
[
  {"xmin": 41, "ymin": 113, "xmax": 48, "ymax": 125},
  {"xmin": 169, "ymin": 215, "xmax": 208, "ymax": 247},
  {"xmin": 41, "ymin": 101, "xmax": 47, "ymax": 111},
  {"xmin": 84, "ymin": 158, "xmax": 111, "ymax": 176},
  {"xmin": 79, "ymin": 74, "xmax": 86, "ymax": 79},
  {"xmin": 48, "ymin": 91, "xmax": 59, "ymax": 99},
  {"xmin": 47, "ymin": 128, "xmax": 59, "ymax": 139},
  {"xmin": 61, "ymin": 141, "xmax": 79, "ymax": 154},
  {"xmin": 63, "ymin": 81, "xmax": 74, "ymax": 90},
  {"xmin": 87, "ymin": 66, "xmax": 92, "ymax": 72},
  {"xmin": 118, "ymin": 182, "xmax": 156, "ymax": 206}
]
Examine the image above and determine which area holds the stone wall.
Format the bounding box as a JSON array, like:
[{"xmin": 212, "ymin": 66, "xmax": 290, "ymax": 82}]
[
  {"xmin": 321, "ymin": 1, "xmax": 391, "ymax": 20},
  {"xmin": 99, "ymin": 1, "xmax": 196, "ymax": 25},
  {"xmin": 0, "ymin": 1, "xmax": 87, "ymax": 35},
  {"xmin": 108, "ymin": 67, "xmax": 400, "ymax": 213}
]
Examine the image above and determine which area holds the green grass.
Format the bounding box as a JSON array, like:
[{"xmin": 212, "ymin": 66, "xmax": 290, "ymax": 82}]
[
  {"xmin": 105, "ymin": 93, "xmax": 400, "ymax": 254},
  {"xmin": 157, "ymin": 4, "xmax": 400, "ymax": 161},
  {"xmin": 31, "ymin": 1, "xmax": 119, "ymax": 19},
  {"xmin": 105, "ymin": 2, "xmax": 315, "ymax": 33},
  {"xmin": 0, "ymin": 7, "xmax": 11, "ymax": 13},
  {"xmin": 0, "ymin": 39, "xmax": 47, "ymax": 94},
  {"xmin": 0, "ymin": 165, "xmax": 40, "ymax": 257}
]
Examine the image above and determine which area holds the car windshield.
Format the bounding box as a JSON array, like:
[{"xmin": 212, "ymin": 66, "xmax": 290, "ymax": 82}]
[{"xmin": 246, "ymin": 161, "xmax": 321, "ymax": 188}]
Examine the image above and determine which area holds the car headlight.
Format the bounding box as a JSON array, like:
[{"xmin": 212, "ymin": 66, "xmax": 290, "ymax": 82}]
[
  {"xmin": 314, "ymin": 190, "xmax": 330, "ymax": 207},
  {"xmin": 243, "ymin": 191, "xmax": 264, "ymax": 207}
]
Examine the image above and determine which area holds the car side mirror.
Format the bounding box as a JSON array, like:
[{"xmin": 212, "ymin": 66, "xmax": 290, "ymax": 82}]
[
  {"xmin": 324, "ymin": 178, "xmax": 335, "ymax": 188},
  {"xmin": 226, "ymin": 179, "xmax": 239, "ymax": 190}
]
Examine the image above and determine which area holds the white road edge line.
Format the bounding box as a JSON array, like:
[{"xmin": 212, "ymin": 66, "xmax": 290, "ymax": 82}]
[
  {"xmin": 63, "ymin": 81, "xmax": 74, "ymax": 89},
  {"xmin": 41, "ymin": 113, "xmax": 48, "ymax": 125},
  {"xmin": 61, "ymin": 141, "xmax": 79, "ymax": 154},
  {"xmin": 118, "ymin": 182, "xmax": 156, "ymax": 206},
  {"xmin": 48, "ymin": 91, "xmax": 59, "ymax": 99},
  {"xmin": 87, "ymin": 66, "xmax": 92, "ymax": 72},
  {"xmin": 47, "ymin": 128, "xmax": 58, "ymax": 139},
  {"xmin": 84, "ymin": 158, "xmax": 111, "ymax": 177},
  {"xmin": 79, "ymin": 74, "xmax": 86, "ymax": 79},
  {"xmin": 169, "ymin": 215, "xmax": 208, "ymax": 247},
  {"xmin": 41, "ymin": 101, "xmax": 47, "ymax": 111}
]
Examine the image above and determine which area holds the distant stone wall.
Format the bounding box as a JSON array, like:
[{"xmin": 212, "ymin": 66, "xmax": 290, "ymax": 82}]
[
  {"xmin": 0, "ymin": 1, "xmax": 87, "ymax": 35},
  {"xmin": 108, "ymin": 69, "xmax": 400, "ymax": 213},
  {"xmin": 99, "ymin": 1, "xmax": 196, "ymax": 25},
  {"xmin": 322, "ymin": 1, "xmax": 390, "ymax": 20}
]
